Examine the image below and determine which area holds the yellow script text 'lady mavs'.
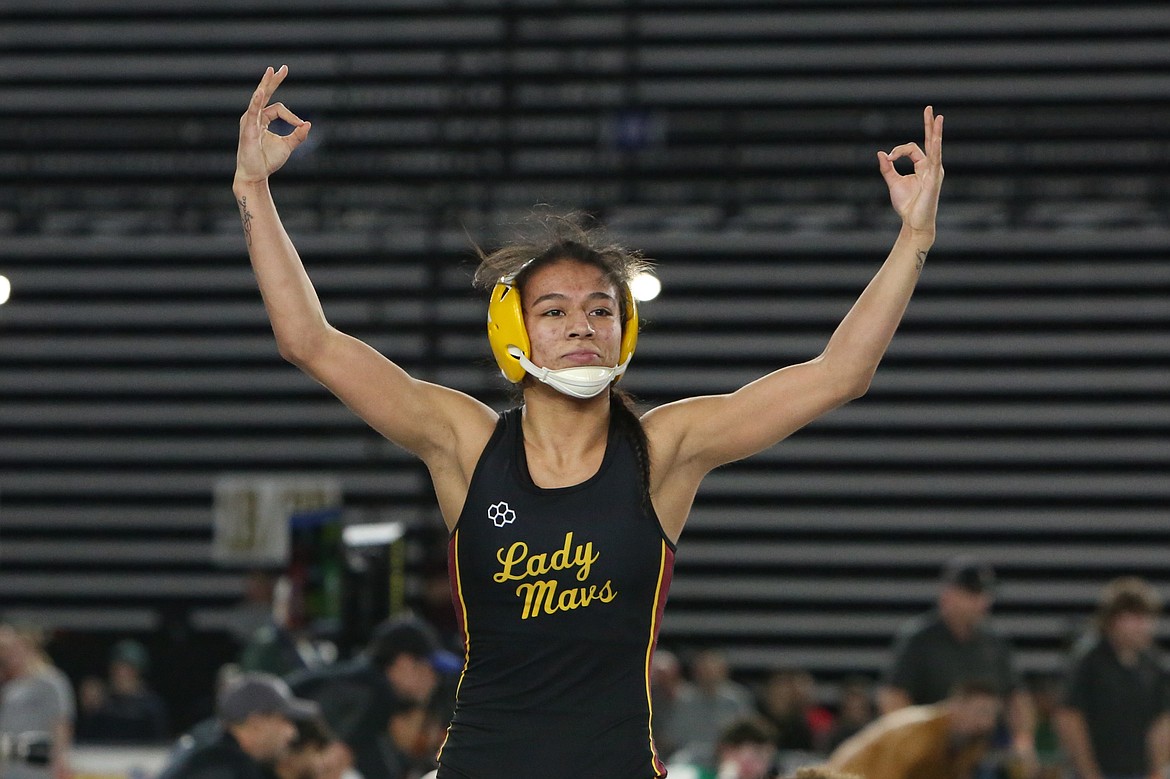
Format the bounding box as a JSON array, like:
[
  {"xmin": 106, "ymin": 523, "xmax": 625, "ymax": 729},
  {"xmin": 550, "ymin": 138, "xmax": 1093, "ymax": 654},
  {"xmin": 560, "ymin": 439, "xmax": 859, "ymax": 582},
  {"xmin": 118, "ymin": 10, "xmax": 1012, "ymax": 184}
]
[{"xmin": 493, "ymin": 532, "xmax": 617, "ymax": 619}]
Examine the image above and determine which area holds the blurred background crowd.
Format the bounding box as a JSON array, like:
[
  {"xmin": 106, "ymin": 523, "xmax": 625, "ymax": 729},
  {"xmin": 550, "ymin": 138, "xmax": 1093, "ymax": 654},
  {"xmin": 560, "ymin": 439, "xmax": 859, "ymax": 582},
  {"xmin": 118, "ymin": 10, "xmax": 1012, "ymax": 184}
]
[{"xmin": 4, "ymin": 556, "xmax": 1168, "ymax": 779}]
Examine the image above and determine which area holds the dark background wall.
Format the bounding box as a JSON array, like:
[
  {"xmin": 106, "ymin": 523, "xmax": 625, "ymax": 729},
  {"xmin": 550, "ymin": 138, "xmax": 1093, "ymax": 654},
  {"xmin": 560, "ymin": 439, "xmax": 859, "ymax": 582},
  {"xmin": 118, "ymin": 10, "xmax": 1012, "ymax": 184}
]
[{"xmin": 1, "ymin": 0, "xmax": 1169, "ymax": 732}]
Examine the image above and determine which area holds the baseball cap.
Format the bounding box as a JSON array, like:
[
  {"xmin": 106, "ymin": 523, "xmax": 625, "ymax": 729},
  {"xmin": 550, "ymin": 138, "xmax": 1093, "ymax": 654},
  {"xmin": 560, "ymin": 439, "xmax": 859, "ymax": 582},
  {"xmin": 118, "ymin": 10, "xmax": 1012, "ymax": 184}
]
[
  {"xmin": 366, "ymin": 615, "xmax": 463, "ymax": 674},
  {"xmin": 217, "ymin": 672, "xmax": 321, "ymax": 724},
  {"xmin": 941, "ymin": 555, "xmax": 997, "ymax": 595}
]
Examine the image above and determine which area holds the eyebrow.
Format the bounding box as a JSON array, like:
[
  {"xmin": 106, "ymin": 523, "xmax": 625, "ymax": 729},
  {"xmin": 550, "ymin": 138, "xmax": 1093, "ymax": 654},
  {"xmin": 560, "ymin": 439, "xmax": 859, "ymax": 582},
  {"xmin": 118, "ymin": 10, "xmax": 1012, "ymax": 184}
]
[{"xmin": 531, "ymin": 291, "xmax": 618, "ymax": 306}]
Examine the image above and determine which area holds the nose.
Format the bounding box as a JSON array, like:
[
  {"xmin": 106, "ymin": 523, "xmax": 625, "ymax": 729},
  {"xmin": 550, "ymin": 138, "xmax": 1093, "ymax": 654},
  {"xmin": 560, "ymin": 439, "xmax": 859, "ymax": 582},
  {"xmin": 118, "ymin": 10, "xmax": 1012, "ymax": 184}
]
[{"xmin": 567, "ymin": 311, "xmax": 595, "ymax": 338}]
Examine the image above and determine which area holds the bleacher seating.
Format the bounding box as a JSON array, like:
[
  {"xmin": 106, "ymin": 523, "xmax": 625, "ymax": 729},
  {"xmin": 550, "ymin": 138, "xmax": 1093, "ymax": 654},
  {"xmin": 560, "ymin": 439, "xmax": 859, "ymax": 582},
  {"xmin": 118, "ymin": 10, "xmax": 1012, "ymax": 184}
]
[{"xmin": 1, "ymin": 0, "xmax": 1168, "ymax": 723}]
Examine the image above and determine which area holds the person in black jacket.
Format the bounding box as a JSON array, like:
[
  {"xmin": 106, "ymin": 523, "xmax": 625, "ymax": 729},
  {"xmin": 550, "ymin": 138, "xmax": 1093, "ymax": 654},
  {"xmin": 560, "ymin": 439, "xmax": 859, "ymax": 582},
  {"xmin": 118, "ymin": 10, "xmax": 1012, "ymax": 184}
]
[
  {"xmin": 157, "ymin": 673, "xmax": 319, "ymax": 779},
  {"xmin": 1056, "ymin": 576, "xmax": 1170, "ymax": 779}
]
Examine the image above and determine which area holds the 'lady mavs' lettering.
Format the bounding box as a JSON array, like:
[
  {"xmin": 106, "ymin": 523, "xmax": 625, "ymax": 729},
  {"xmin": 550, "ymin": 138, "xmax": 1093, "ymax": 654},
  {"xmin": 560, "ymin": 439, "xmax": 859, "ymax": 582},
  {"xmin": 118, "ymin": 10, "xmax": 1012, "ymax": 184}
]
[{"xmin": 493, "ymin": 531, "xmax": 616, "ymax": 619}]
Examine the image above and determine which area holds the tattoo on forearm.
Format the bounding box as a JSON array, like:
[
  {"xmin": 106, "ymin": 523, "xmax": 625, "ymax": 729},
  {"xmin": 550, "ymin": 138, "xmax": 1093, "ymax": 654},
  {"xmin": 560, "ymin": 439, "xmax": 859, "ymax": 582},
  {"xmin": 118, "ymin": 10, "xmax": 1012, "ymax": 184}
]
[
  {"xmin": 237, "ymin": 196, "xmax": 254, "ymax": 247},
  {"xmin": 915, "ymin": 249, "xmax": 928, "ymax": 272}
]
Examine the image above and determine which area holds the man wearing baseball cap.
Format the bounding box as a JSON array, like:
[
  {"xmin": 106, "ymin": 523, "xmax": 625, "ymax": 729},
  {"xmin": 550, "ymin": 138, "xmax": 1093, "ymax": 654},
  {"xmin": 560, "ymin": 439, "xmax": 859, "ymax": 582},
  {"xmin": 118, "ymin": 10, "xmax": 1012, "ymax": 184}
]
[
  {"xmin": 157, "ymin": 672, "xmax": 319, "ymax": 779},
  {"xmin": 877, "ymin": 555, "xmax": 1036, "ymax": 773}
]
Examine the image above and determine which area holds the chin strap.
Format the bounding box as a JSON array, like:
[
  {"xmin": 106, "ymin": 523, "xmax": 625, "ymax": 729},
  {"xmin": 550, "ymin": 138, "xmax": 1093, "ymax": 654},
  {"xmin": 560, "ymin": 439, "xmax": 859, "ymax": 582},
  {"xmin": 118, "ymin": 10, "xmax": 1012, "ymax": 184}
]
[{"xmin": 509, "ymin": 346, "xmax": 631, "ymax": 399}]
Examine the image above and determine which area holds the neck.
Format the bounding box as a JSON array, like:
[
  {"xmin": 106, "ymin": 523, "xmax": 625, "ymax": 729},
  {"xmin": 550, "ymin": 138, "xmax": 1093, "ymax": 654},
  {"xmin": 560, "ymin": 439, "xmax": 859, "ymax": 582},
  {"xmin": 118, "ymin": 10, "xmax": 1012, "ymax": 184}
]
[
  {"xmin": 521, "ymin": 386, "xmax": 610, "ymax": 441},
  {"xmin": 520, "ymin": 390, "xmax": 611, "ymax": 485},
  {"xmin": 1108, "ymin": 635, "xmax": 1141, "ymax": 666},
  {"xmin": 941, "ymin": 611, "xmax": 974, "ymax": 642}
]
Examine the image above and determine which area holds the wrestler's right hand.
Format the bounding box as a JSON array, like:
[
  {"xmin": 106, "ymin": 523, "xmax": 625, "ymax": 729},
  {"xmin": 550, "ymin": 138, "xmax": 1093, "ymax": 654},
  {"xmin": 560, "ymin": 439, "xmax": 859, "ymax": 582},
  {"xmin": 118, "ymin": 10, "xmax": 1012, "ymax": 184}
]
[{"xmin": 234, "ymin": 65, "xmax": 312, "ymax": 187}]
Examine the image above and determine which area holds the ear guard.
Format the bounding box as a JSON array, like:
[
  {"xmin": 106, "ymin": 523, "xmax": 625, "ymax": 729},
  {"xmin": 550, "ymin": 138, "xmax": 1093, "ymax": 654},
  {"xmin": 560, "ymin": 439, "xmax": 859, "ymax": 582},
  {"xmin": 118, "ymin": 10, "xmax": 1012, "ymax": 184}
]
[{"xmin": 487, "ymin": 278, "xmax": 638, "ymax": 384}]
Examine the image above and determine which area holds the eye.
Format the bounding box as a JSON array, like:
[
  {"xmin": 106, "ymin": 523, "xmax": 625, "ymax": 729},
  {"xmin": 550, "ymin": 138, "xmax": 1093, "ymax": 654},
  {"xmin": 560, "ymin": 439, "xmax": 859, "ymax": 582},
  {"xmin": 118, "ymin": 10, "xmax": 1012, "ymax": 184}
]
[
  {"xmin": 590, "ymin": 307, "xmax": 615, "ymax": 317},
  {"xmin": 540, "ymin": 308, "xmax": 565, "ymax": 317}
]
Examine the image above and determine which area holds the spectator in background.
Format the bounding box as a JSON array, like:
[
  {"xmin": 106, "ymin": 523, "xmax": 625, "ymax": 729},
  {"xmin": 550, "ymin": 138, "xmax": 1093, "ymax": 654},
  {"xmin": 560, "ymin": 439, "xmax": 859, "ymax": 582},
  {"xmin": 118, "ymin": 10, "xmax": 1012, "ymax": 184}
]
[
  {"xmin": 649, "ymin": 648, "xmax": 691, "ymax": 760},
  {"xmin": 665, "ymin": 648, "xmax": 755, "ymax": 772},
  {"xmin": 77, "ymin": 675, "xmax": 108, "ymax": 735},
  {"xmin": 381, "ymin": 699, "xmax": 449, "ymax": 779},
  {"xmin": 286, "ymin": 614, "xmax": 460, "ymax": 779},
  {"xmin": 0, "ymin": 620, "xmax": 75, "ymax": 779},
  {"xmin": 171, "ymin": 663, "xmax": 246, "ymax": 758},
  {"xmin": 241, "ymin": 575, "xmax": 330, "ymax": 678},
  {"xmin": 1056, "ymin": 576, "xmax": 1170, "ymax": 779},
  {"xmin": 270, "ymin": 713, "xmax": 344, "ymax": 779},
  {"xmin": 713, "ymin": 716, "xmax": 781, "ymax": 779},
  {"xmin": 1025, "ymin": 674, "xmax": 1064, "ymax": 779},
  {"xmin": 223, "ymin": 571, "xmax": 281, "ymax": 647},
  {"xmin": 878, "ymin": 556, "xmax": 1036, "ymax": 771},
  {"xmin": 169, "ymin": 665, "xmax": 354, "ymax": 779},
  {"xmin": 826, "ymin": 677, "xmax": 1001, "ymax": 779},
  {"xmin": 756, "ymin": 668, "xmax": 834, "ymax": 755},
  {"xmin": 668, "ymin": 715, "xmax": 779, "ymax": 779},
  {"xmin": 824, "ymin": 676, "xmax": 875, "ymax": 753},
  {"xmin": 157, "ymin": 672, "xmax": 318, "ymax": 779},
  {"xmin": 75, "ymin": 639, "xmax": 169, "ymax": 742}
]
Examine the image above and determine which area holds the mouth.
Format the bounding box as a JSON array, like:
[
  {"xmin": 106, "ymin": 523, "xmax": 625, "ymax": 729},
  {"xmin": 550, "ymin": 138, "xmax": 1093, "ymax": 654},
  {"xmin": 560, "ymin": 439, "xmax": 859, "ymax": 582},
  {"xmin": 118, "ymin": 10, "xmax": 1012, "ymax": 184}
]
[{"xmin": 560, "ymin": 350, "xmax": 603, "ymax": 365}]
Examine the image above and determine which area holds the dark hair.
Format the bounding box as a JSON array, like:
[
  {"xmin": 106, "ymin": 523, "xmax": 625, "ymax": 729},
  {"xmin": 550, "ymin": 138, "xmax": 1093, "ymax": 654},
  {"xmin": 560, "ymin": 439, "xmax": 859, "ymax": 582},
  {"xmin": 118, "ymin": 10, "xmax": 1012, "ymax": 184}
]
[
  {"xmin": 471, "ymin": 210, "xmax": 653, "ymax": 299},
  {"xmin": 364, "ymin": 614, "xmax": 444, "ymax": 667},
  {"xmin": 611, "ymin": 388, "xmax": 651, "ymax": 507},
  {"xmin": 1095, "ymin": 576, "xmax": 1161, "ymax": 631},
  {"xmin": 290, "ymin": 715, "xmax": 335, "ymax": 751},
  {"xmin": 717, "ymin": 714, "xmax": 778, "ymax": 748}
]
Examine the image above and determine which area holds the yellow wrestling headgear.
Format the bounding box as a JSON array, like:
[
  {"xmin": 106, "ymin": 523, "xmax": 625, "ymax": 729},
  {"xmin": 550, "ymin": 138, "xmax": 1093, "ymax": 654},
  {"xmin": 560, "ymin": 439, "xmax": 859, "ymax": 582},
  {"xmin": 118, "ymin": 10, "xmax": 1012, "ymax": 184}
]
[{"xmin": 487, "ymin": 273, "xmax": 639, "ymax": 386}]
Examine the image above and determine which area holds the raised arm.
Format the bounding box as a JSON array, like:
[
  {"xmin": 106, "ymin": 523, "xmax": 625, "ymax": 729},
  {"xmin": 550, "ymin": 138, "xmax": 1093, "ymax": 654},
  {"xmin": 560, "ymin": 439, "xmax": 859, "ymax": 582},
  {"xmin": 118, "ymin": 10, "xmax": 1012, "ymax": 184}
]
[
  {"xmin": 646, "ymin": 107, "xmax": 944, "ymax": 482},
  {"xmin": 232, "ymin": 67, "xmax": 495, "ymax": 521}
]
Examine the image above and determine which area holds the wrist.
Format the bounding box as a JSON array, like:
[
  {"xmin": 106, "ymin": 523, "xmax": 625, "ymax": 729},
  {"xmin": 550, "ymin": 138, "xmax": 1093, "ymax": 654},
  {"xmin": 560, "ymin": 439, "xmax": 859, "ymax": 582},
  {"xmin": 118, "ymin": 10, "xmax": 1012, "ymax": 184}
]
[
  {"xmin": 900, "ymin": 222, "xmax": 936, "ymax": 245},
  {"xmin": 232, "ymin": 176, "xmax": 270, "ymax": 197},
  {"xmin": 901, "ymin": 230, "xmax": 935, "ymax": 259}
]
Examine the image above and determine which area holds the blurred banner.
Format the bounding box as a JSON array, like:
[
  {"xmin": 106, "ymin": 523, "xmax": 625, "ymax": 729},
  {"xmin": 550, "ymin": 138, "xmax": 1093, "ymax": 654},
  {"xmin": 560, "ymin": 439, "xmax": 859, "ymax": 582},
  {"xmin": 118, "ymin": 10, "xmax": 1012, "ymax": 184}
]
[
  {"xmin": 212, "ymin": 475, "xmax": 342, "ymax": 566},
  {"xmin": 213, "ymin": 475, "xmax": 345, "ymax": 636}
]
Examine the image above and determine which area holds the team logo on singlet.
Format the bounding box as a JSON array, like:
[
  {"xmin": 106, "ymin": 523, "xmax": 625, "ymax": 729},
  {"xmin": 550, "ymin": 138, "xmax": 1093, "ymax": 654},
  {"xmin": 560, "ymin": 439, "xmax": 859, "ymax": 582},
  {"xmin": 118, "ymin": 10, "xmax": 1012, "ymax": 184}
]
[
  {"xmin": 487, "ymin": 501, "xmax": 516, "ymax": 528},
  {"xmin": 493, "ymin": 531, "xmax": 617, "ymax": 620}
]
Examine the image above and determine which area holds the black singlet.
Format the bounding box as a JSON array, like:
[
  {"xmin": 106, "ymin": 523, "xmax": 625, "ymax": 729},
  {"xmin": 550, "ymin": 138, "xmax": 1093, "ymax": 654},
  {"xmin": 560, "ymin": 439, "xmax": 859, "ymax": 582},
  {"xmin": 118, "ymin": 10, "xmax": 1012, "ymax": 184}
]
[{"xmin": 436, "ymin": 407, "xmax": 676, "ymax": 779}]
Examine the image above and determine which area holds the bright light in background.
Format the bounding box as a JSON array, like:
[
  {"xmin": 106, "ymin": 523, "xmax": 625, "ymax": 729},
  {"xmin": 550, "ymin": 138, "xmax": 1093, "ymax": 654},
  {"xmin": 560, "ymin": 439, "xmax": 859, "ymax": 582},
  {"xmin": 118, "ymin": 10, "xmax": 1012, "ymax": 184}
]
[
  {"xmin": 0, "ymin": 275, "xmax": 10, "ymax": 305},
  {"xmin": 629, "ymin": 271, "xmax": 660, "ymax": 302},
  {"xmin": 342, "ymin": 521, "xmax": 405, "ymax": 547}
]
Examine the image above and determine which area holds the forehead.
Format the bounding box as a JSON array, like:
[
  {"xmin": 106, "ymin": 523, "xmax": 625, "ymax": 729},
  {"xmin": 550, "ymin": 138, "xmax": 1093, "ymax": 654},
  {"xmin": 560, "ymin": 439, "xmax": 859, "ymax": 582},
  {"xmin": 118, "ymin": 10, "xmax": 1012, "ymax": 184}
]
[
  {"xmin": 947, "ymin": 585, "xmax": 989, "ymax": 602},
  {"xmin": 1114, "ymin": 609, "xmax": 1155, "ymax": 622},
  {"xmin": 520, "ymin": 259, "xmax": 617, "ymax": 299}
]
